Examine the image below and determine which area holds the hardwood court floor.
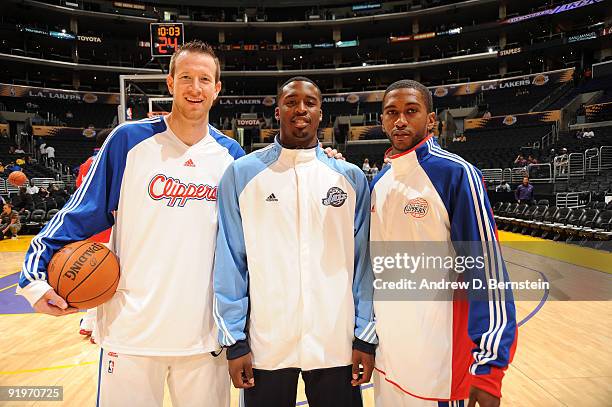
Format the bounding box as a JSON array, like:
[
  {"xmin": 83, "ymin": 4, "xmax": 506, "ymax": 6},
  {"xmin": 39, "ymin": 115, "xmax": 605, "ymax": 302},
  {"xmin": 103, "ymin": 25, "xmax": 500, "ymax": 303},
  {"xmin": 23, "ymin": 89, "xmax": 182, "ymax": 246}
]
[{"xmin": 0, "ymin": 234, "xmax": 610, "ymax": 406}]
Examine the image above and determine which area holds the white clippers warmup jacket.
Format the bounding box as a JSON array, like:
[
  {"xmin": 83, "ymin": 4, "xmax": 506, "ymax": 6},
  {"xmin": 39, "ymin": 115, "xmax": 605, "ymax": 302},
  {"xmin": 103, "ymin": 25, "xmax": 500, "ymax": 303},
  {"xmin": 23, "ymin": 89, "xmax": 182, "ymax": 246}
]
[
  {"xmin": 213, "ymin": 138, "xmax": 377, "ymax": 370},
  {"xmin": 370, "ymin": 136, "xmax": 517, "ymax": 400},
  {"xmin": 18, "ymin": 116, "xmax": 244, "ymax": 356}
]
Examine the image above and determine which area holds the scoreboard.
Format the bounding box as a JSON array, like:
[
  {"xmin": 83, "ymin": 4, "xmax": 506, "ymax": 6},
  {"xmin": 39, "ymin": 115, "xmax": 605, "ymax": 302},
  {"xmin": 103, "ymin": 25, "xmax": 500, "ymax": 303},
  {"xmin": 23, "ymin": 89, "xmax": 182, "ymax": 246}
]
[{"xmin": 150, "ymin": 23, "xmax": 184, "ymax": 57}]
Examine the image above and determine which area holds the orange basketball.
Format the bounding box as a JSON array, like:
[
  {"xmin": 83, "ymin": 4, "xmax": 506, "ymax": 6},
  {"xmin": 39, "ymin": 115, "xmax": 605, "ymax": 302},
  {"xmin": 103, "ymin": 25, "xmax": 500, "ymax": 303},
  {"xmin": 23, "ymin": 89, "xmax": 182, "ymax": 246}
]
[
  {"xmin": 7, "ymin": 171, "xmax": 27, "ymax": 187},
  {"xmin": 47, "ymin": 241, "xmax": 120, "ymax": 309}
]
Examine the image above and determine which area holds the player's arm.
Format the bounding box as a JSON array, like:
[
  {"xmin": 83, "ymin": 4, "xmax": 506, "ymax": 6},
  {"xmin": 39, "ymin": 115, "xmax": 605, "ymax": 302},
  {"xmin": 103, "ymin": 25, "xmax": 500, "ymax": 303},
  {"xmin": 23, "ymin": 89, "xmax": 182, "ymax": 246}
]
[
  {"xmin": 18, "ymin": 128, "xmax": 124, "ymax": 312},
  {"xmin": 349, "ymin": 169, "xmax": 377, "ymax": 385},
  {"xmin": 451, "ymin": 167, "xmax": 517, "ymax": 401},
  {"xmin": 212, "ymin": 163, "xmax": 253, "ymax": 388}
]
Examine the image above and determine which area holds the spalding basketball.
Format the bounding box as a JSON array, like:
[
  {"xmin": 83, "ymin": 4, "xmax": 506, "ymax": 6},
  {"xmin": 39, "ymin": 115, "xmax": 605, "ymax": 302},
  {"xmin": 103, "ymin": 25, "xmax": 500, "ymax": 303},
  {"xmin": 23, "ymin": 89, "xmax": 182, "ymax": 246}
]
[
  {"xmin": 7, "ymin": 171, "xmax": 27, "ymax": 187},
  {"xmin": 47, "ymin": 241, "xmax": 120, "ymax": 309}
]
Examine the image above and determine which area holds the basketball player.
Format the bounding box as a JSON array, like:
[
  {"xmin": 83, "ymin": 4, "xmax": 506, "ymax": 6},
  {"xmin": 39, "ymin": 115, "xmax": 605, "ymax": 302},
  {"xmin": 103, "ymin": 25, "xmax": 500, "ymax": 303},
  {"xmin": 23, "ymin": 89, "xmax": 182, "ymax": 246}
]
[
  {"xmin": 75, "ymin": 129, "xmax": 112, "ymax": 343},
  {"xmin": 17, "ymin": 41, "xmax": 242, "ymax": 407},
  {"xmin": 369, "ymin": 80, "xmax": 517, "ymax": 407},
  {"xmin": 213, "ymin": 76, "xmax": 377, "ymax": 406}
]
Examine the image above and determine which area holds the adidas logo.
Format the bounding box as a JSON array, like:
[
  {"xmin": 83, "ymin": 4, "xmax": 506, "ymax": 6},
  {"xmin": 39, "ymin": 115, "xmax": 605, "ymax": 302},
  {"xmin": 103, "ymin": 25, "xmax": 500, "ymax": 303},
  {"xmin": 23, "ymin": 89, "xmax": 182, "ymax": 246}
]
[
  {"xmin": 265, "ymin": 193, "xmax": 278, "ymax": 202},
  {"xmin": 183, "ymin": 159, "xmax": 195, "ymax": 167}
]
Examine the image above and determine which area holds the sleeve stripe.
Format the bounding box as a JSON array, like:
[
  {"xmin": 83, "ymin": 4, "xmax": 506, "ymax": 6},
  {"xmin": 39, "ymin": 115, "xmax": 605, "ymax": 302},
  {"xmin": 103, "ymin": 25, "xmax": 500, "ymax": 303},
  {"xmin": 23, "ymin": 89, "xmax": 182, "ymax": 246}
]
[
  {"xmin": 21, "ymin": 118, "xmax": 161, "ymax": 284},
  {"xmin": 213, "ymin": 295, "xmax": 236, "ymax": 346},
  {"xmin": 429, "ymin": 142, "xmax": 507, "ymax": 369},
  {"xmin": 427, "ymin": 140, "xmax": 509, "ymax": 371},
  {"xmin": 358, "ymin": 321, "xmax": 375, "ymax": 342}
]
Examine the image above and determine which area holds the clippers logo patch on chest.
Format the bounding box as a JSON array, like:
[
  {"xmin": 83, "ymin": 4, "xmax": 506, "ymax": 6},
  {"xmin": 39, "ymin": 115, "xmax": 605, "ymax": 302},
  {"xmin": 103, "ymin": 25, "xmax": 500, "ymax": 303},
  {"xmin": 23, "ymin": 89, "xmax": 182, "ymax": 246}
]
[
  {"xmin": 322, "ymin": 187, "xmax": 348, "ymax": 207},
  {"xmin": 404, "ymin": 197, "xmax": 429, "ymax": 218},
  {"xmin": 148, "ymin": 174, "xmax": 217, "ymax": 207}
]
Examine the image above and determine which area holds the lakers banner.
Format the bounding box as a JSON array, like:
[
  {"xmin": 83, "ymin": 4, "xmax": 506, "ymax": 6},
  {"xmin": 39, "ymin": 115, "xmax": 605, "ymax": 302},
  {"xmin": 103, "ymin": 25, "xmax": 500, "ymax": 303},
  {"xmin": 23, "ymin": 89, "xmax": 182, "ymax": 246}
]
[
  {"xmin": 465, "ymin": 111, "xmax": 561, "ymax": 130},
  {"xmin": 0, "ymin": 84, "xmax": 120, "ymax": 104},
  {"xmin": 586, "ymin": 102, "xmax": 612, "ymax": 122},
  {"xmin": 32, "ymin": 126, "xmax": 109, "ymax": 138},
  {"xmin": 431, "ymin": 69, "xmax": 573, "ymax": 98}
]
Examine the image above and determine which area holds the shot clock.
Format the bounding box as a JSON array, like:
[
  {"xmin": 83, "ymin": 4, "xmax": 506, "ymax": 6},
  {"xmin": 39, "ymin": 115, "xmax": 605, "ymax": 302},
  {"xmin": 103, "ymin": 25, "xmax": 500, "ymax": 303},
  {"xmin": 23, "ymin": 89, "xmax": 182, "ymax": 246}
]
[{"xmin": 150, "ymin": 23, "xmax": 184, "ymax": 57}]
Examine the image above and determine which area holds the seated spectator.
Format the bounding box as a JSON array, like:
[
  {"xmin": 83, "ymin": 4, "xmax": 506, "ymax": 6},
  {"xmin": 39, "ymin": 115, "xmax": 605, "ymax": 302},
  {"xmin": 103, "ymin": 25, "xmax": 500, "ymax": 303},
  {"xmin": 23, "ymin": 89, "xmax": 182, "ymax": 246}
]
[
  {"xmin": 49, "ymin": 184, "xmax": 69, "ymax": 208},
  {"xmin": 11, "ymin": 187, "xmax": 34, "ymax": 213},
  {"xmin": 515, "ymin": 177, "xmax": 535, "ymax": 204},
  {"xmin": 14, "ymin": 146, "xmax": 25, "ymax": 154},
  {"xmin": 45, "ymin": 144, "xmax": 56, "ymax": 166},
  {"xmin": 527, "ymin": 154, "xmax": 538, "ymax": 165},
  {"xmin": 16, "ymin": 158, "xmax": 26, "ymax": 167},
  {"xmin": 0, "ymin": 203, "xmax": 21, "ymax": 240},
  {"xmin": 362, "ymin": 158, "xmax": 371, "ymax": 174},
  {"xmin": 370, "ymin": 163, "xmax": 379, "ymax": 178},
  {"xmin": 583, "ymin": 129, "xmax": 595, "ymax": 139},
  {"xmin": 5, "ymin": 162, "xmax": 21, "ymax": 174},
  {"xmin": 514, "ymin": 154, "xmax": 528, "ymax": 168},
  {"xmin": 482, "ymin": 110, "xmax": 491, "ymax": 119},
  {"xmin": 26, "ymin": 179, "xmax": 39, "ymax": 195},
  {"xmin": 496, "ymin": 181, "xmax": 511, "ymax": 192},
  {"xmin": 0, "ymin": 161, "xmax": 4, "ymax": 175},
  {"xmin": 575, "ymin": 129, "xmax": 584, "ymax": 139}
]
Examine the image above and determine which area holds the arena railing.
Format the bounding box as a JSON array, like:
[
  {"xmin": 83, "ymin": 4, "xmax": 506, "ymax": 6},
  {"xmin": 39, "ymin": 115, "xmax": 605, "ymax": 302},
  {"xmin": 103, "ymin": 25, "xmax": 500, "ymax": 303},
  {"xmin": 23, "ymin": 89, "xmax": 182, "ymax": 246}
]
[
  {"xmin": 502, "ymin": 168, "xmax": 512, "ymax": 183},
  {"xmin": 568, "ymin": 152, "xmax": 586, "ymax": 179},
  {"xmin": 585, "ymin": 148, "xmax": 600, "ymax": 175},
  {"xmin": 511, "ymin": 168, "xmax": 527, "ymax": 183},
  {"xmin": 481, "ymin": 169, "xmax": 503, "ymax": 184},
  {"xmin": 31, "ymin": 178, "xmax": 56, "ymax": 189},
  {"xmin": 600, "ymin": 146, "xmax": 612, "ymax": 170},
  {"xmin": 556, "ymin": 191, "xmax": 591, "ymax": 208},
  {"xmin": 527, "ymin": 163, "xmax": 553, "ymax": 183}
]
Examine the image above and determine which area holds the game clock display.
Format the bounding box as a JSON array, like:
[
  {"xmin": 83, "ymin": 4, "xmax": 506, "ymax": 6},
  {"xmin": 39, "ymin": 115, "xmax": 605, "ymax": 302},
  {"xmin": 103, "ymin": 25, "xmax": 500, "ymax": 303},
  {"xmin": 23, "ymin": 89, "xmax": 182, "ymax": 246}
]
[{"xmin": 150, "ymin": 23, "xmax": 184, "ymax": 57}]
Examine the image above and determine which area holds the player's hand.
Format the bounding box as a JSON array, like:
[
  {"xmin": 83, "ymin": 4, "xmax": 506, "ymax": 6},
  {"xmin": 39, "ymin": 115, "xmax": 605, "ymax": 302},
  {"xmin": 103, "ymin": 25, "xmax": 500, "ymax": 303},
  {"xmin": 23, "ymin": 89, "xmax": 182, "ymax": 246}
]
[
  {"xmin": 351, "ymin": 349, "xmax": 374, "ymax": 386},
  {"xmin": 321, "ymin": 143, "xmax": 345, "ymax": 160},
  {"xmin": 467, "ymin": 386, "xmax": 500, "ymax": 407},
  {"xmin": 228, "ymin": 352, "xmax": 255, "ymax": 389},
  {"xmin": 33, "ymin": 288, "xmax": 79, "ymax": 316}
]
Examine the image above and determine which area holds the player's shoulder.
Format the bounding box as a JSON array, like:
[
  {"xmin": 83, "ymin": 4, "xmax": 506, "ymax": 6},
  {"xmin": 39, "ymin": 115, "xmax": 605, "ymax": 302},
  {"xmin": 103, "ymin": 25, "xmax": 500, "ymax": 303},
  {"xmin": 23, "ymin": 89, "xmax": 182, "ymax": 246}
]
[
  {"xmin": 208, "ymin": 124, "xmax": 245, "ymax": 160},
  {"xmin": 108, "ymin": 117, "xmax": 166, "ymax": 142},
  {"xmin": 232, "ymin": 142, "xmax": 279, "ymax": 172},
  {"xmin": 317, "ymin": 150, "xmax": 367, "ymax": 185}
]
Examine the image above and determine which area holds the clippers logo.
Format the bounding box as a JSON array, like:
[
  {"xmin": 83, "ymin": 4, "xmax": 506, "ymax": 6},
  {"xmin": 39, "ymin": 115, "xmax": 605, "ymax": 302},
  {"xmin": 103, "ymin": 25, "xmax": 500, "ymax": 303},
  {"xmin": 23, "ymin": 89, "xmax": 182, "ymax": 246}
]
[
  {"xmin": 404, "ymin": 198, "xmax": 429, "ymax": 218},
  {"xmin": 148, "ymin": 174, "xmax": 217, "ymax": 207},
  {"xmin": 322, "ymin": 187, "xmax": 348, "ymax": 207}
]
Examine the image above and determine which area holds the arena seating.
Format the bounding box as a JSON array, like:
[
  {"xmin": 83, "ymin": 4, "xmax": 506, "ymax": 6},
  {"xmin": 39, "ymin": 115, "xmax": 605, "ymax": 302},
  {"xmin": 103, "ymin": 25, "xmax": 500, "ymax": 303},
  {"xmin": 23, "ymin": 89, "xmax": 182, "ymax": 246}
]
[
  {"xmin": 448, "ymin": 124, "xmax": 553, "ymax": 169},
  {"xmin": 493, "ymin": 199, "xmax": 612, "ymax": 249}
]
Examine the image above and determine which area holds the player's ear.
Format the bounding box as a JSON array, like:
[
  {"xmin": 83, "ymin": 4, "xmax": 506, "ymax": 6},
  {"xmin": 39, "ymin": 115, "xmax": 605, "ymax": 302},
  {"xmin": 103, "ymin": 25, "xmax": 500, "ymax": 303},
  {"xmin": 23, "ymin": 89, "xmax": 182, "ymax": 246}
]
[
  {"xmin": 275, "ymin": 107, "xmax": 280, "ymax": 121},
  {"xmin": 427, "ymin": 112, "xmax": 436, "ymax": 131},
  {"xmin": 166, "ymin": 74, "xmax": 174, "ymax": 96},
  {"xmin": 214, "ymin": 81, "xmax": 222, "ymax": 100}
]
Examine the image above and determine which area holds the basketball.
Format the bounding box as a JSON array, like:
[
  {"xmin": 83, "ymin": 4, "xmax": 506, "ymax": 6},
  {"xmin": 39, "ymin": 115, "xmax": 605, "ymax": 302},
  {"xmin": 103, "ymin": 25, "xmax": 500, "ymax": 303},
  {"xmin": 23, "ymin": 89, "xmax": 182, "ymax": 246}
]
[
  {"xmin": 7, "ymin": 171, "xmax": 27, "ymax": 187},
  {"xmin": 47, "ymin": 241, "xmax": 120, "ymax": 309}
]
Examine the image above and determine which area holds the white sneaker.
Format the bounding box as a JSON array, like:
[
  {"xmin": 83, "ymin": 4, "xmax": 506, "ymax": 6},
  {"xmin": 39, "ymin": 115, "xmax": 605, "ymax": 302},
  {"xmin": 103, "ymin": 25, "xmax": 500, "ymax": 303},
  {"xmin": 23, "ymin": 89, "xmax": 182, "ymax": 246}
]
[{"xmin": 11, "ymin": 236, "xmax": 17, "ymax": 240}]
